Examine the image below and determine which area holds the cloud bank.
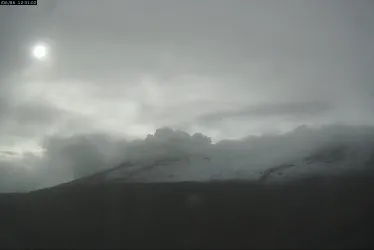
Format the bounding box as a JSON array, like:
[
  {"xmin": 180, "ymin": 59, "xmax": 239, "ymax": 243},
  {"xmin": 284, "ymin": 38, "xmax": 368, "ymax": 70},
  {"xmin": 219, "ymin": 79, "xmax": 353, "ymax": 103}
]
[{"xmin": 1, "ymin": 124, "xmax": 374, "ymax": 193}]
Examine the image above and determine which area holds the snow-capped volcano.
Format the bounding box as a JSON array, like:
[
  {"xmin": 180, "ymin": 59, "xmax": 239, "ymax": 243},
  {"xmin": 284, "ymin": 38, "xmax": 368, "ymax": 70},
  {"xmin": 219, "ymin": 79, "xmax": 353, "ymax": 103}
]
[
  {"xmin": 61, "ymin": 138, "xmax": 374, "ymax": 188},
  {"xmin": 6, "ymin": 124, "xmax": 374, "ymax": 193}
]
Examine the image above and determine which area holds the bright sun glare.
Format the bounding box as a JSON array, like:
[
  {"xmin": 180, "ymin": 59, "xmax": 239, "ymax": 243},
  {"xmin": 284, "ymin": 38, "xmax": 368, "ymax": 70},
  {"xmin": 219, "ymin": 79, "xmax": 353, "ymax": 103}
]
[{"xmin": 32, "ymin": 44, "xmax": 47, "ymax": 59}]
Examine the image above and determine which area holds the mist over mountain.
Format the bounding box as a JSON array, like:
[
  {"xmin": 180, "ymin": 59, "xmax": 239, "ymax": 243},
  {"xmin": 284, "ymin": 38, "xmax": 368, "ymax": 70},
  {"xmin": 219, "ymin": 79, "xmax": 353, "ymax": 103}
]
[{"xmin": 2, "ymin": 124, "xmax": 374, "ymax": 193}]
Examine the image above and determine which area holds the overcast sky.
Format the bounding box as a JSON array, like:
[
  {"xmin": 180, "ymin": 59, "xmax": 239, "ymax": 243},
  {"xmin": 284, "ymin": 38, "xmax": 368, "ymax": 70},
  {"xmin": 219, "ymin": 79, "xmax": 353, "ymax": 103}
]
[{"xmin": 1, "ymin": 0, "xmax": 374, "ymax": 155}]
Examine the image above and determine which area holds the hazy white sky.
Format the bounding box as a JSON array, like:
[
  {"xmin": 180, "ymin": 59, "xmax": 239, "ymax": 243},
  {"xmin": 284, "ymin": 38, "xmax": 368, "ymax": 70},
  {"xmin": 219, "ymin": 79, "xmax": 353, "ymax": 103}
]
[{"xmin": 0, "ymin": 0, "xmax": 374, "ymax": 155}]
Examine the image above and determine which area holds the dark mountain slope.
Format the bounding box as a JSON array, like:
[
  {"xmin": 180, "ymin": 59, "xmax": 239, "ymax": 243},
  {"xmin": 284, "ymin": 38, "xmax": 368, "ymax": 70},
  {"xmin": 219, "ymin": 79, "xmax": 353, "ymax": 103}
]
[{"xmin": 2, "ymin": 167, "xmax": 374, "ymax": 249}]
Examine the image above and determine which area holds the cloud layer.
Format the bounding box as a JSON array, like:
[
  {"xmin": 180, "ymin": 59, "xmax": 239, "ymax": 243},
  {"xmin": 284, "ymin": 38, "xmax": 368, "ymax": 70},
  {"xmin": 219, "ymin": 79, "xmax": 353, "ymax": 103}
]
[
  {"xmin": 1, "ymin": 1, "xmax": 374, "ymax": 148},
  {"xmin": 1, "ymin": 124, "xmax": 374, "ymax": 193},
  {"xmin": 1, "ymin": 1, "xmax": 374, "ymax": 192}
]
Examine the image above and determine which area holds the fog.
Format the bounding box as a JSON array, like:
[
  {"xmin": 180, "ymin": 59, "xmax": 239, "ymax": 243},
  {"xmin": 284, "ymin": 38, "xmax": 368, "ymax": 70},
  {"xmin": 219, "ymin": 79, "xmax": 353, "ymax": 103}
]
[{"xmin": 1, "ymin": 1, "xmax": 374, "ymax": 192}]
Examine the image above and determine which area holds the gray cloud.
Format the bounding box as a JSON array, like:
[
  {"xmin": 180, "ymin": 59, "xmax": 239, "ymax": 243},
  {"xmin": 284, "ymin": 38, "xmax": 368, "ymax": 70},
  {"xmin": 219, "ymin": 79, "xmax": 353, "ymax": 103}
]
[
  {"xmin": 11, "ymin": 101, "xmax": 66, "ymax": 125},
  {"xmin": 2, "ymin": 1, "xmax": 374, "ymax": 141},
  {"xmin": 198, "ymin": 101, "xmax": 333, "ymax": 123},
  {"xmin": 0, "ymin": 151, "xmax": 18, "ymax": 156},
  {"xmin": 1, "ymin": 1, "xmax": 374, "ymax": 191}
]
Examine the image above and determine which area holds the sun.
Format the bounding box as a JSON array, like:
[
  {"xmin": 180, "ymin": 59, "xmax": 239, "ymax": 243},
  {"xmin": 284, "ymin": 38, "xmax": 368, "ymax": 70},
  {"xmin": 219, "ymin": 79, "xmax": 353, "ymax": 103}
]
[{"xmin": 32, "ymin": 44, "xmax": 48, "ymax": 60}]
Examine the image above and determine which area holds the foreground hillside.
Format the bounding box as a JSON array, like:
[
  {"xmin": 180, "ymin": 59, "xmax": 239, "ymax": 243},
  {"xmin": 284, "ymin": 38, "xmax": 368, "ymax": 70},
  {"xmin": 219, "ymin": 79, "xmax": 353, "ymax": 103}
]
[{"xmin": 1, "ymin": 169, "xmax": 374, "ymax": 249}]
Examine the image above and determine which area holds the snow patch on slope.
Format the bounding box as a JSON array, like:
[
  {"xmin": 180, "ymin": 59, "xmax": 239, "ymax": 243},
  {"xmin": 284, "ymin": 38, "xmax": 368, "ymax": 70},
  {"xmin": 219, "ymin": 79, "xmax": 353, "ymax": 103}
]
[{"xmin": 92, "ymin": 145, "xmax": 374, "ymax": 185}]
